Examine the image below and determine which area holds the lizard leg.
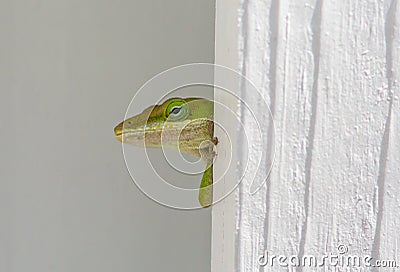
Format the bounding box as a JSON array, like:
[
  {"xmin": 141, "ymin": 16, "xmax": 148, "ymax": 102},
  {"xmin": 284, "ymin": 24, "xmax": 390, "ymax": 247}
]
[
  {"xmin": 198, "ymin": 141, "xmax": 215, "ymax": 208},
  {"xmin": 199, "ymin": 163, "xmax": 213, "ymax": 208}
]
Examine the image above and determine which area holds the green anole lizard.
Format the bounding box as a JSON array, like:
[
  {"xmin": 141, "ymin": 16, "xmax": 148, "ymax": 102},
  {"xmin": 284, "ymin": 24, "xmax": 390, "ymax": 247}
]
[{"xmin": 114, "ymin": 98, "xmax": 217, "ymax": 208}]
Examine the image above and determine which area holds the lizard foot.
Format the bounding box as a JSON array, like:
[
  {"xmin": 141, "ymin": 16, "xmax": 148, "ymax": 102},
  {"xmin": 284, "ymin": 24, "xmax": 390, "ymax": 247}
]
[{"xmin": 212, "ymin": 136, "xmax": 219, "ymax": 145}]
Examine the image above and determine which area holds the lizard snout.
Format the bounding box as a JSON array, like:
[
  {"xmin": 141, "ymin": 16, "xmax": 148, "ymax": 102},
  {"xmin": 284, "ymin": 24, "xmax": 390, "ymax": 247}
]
[{"xmin": 114, "ymin": 121, "xmax": 124, "ymax": 142}]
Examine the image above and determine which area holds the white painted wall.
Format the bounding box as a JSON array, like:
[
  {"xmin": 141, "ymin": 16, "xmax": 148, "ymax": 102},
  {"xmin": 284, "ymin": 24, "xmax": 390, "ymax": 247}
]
[{"xmin": 213, "ymin": 0, "xmax": 400, "ymax": 271}]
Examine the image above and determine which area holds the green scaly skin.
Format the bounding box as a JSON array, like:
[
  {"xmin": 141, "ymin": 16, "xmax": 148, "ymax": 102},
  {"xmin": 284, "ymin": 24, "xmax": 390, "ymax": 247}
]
[{"xmin": 114, "ymin": 98, "xmax": 216, "ymax": 208}]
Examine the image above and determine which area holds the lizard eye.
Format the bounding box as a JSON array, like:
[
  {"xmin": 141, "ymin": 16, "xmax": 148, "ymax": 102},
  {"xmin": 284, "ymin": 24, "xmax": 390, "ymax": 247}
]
[
  {"xmin": 170, "ymin": 106, "xmax": 182, "ymax": 115},
  {"xmin": 166, "ymin": 100, "xmax": 189, "ymax": 121}
]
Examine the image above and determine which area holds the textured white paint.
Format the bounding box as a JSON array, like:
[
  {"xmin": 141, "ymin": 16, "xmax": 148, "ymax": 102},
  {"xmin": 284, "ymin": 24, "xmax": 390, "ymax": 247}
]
[{"xmin": 213, "ymin": 0, "xmax": 400, "ymax": 271}]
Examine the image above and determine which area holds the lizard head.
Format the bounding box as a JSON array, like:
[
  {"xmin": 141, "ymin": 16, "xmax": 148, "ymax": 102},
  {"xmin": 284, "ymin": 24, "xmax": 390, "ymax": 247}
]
[{"xmin": 114, "ymin": 97, "xmax": 213, "ymax": 157}]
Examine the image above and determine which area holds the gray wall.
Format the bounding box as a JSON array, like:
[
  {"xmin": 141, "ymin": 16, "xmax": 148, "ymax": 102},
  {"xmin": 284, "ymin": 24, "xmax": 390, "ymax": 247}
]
[{"xmin": 0, "ymin": 1, "xmax": 214, "ymax": 271}]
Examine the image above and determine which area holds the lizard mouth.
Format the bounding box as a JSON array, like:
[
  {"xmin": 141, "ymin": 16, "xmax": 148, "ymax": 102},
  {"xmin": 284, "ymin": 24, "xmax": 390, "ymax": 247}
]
[
  {"xmin": 114, "ymin": 122, "xmax": 124, "ymax": 142},
  {"xmin": 114, "ymin": 121, "xmax": 147, "ymax": 143}
]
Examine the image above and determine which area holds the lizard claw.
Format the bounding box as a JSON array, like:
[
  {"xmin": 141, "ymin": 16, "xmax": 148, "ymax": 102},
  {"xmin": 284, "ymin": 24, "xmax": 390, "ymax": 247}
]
[{"xmin": 212, "ymin": 137, "xmax": 219, "ymax": 145}]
